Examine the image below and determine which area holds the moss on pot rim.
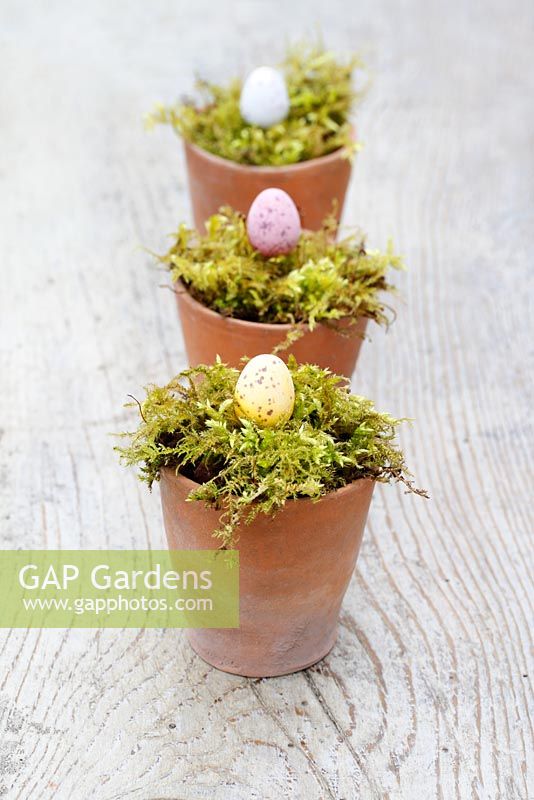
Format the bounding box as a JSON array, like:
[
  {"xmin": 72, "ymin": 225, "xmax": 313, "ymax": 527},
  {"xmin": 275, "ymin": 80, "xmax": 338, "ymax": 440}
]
[
  {"xmin": 146, "ymin": 42, "xmax": 364, "ymax": 167},
  {"xmin": 159, "ymin": 207, "xmax": 402, "ymax": 339},
  {"xmin": 116, "ymin": 358, "xmax": 427, "ymax": 546}
]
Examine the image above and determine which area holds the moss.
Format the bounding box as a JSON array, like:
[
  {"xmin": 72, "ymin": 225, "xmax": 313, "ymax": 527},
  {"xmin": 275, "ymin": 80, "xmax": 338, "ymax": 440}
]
[
  {"xmin": 159, "ymin": 207, "xmax": 402, "ymax": 336},
  {"xmin": 146, "ymin": 42, "xmax": 364, "ymax": 166},
  {"xmin": 116, "ymin": 359, "xmax": 426, "ymax": 546}
]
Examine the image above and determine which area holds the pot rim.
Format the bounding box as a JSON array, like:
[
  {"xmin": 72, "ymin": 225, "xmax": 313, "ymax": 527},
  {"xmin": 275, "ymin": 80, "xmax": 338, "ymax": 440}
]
[
  {"xmin": 174, "ymin": 280, "xmax": 362, "ymax": 334},
  {"xmin": 161, "ymin": 464, "xmax": 374, "ymax": 508},
  {"xmin": 183, "ymin": 134, "xmax": 354, "ymax": 175}
]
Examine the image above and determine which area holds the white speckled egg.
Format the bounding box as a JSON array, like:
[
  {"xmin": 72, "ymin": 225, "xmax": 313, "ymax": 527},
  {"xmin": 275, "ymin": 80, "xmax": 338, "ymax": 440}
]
[
  {"xmin": 246, "ymin": 188, "xmax": 301, "ymax": 256},
  {"xmin": 234, "ymin": 354, "xmax": 295, "ymax": 428},
  {"xmin": 239, "ymin": 66, "xmax": 290, "ymax": 128}
]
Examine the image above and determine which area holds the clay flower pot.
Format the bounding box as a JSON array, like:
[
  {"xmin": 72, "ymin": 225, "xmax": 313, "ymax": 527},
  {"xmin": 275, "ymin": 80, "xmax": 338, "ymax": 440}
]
[
  {"xmin": 183, "ymin": 138, "xmax": 353, "ymax": 232},
  {"xmin": 175, "ymin": 285, "xmax": 368, "ymax": 378},
  {"xmin": 160, "ymin": 467, "xmax": 374, "ymax": 677}
]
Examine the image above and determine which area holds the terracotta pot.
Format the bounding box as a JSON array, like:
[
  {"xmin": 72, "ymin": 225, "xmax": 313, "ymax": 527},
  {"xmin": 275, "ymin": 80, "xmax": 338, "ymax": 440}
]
[
  {"xmin": 160, "ymin": 468, "xmax": 374, "ymax": 677},
  {"xmin": 183, "ymin": 138, "xmax": 354, "ymax": 231},
  {"xmin": 175, "ymin": 285, "xmax": 368, "ymax": 378}
]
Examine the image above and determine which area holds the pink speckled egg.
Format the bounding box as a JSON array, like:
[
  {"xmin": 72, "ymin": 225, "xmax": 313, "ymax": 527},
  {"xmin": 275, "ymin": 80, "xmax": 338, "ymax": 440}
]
[{"xmin": 246, "ymin": 188, "xmax": 301, "ymax": 257}]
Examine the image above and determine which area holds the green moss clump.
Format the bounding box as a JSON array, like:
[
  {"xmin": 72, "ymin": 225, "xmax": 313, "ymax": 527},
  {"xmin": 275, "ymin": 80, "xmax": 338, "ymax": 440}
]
[
  {"xmin": 116, "ymin": 359, "xmax": 426, "ymax": 546},
  {"xmin": 146, "ymin": 43, "xmax": 363, "ymax": 166},
  {"xmin": 160, "ymin": 208, "xmax": 402, "ymax": 334}
]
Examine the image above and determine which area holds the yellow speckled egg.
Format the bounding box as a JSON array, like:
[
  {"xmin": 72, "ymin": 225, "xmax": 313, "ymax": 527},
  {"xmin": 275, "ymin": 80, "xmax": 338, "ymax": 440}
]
[{"xmin": 234, "ymin": 354, "xmax": 295, "ymax": 428}]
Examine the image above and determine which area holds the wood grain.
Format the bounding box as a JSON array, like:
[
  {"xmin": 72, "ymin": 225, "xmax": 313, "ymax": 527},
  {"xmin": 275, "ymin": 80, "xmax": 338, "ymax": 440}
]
[{"xmin": 0, "ymin": 1, "xmax": 532, "ymax": 798}]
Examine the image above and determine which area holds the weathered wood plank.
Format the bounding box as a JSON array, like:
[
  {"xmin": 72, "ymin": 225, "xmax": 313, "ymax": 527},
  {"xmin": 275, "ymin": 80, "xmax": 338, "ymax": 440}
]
[{"xmin": 0, "ymin": 1, "xmax": 532, "ymax": 798}]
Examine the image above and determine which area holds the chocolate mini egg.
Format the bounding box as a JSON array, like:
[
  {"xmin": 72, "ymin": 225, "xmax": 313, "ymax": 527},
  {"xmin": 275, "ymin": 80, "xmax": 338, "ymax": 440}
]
[
  {"xmin": 234, "ymin": 354, "xmax": 295, "ymax": 428},
  {"xmin": 246, "ymin": 188, "xmax": 301, "ymax": 256},
  {"xmin": 239, "ymin": 66, "xmax": 290, "ymax": 128}
]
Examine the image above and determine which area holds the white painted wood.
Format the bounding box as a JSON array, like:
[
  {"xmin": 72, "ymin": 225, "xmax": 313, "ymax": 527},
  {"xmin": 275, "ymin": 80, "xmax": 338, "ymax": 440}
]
[{"xmin": 0, "ymin": 1, "xmax": 532, "ymax": 798}]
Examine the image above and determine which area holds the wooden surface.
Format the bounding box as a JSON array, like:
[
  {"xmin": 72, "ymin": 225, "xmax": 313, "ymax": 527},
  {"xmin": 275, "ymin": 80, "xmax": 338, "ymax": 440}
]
[{"xmin": 1, "ymin": 1, "xmax": 532, "ymax": 798}]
